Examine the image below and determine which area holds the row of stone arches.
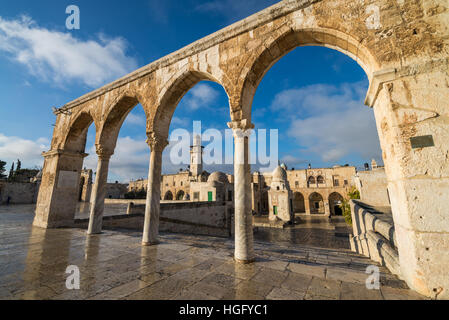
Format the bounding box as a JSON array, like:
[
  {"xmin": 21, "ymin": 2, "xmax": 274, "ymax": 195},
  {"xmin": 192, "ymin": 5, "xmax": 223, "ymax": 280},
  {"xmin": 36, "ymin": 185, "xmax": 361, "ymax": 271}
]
[
  {"xmin": 163, "ymin": 190, "xmax": 186, "ymax": 201},
  {"xmin": 307, "ymin": 176, "xmax": 325, "ymax": 187},
  {"xmin": 32, "ymin": 0, "xmax": 449, "ymax": 298},
  {"xmin": 292, "ymin": 192, "xmax": 344, "ymax": 216}
]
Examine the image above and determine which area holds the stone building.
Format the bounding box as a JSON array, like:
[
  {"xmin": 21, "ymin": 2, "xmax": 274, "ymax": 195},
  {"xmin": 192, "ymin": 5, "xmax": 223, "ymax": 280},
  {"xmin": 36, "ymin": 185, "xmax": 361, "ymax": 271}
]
[
  {"xmin": 105, "ymin": 182, "xmax": 129, "ymax": 199},
  {"xmin": 190, "ymin": 171, "xmax": 233, "ymax": 203},
  {"xmin": 0, "ymin": 170, "xmax": 42, "ymax": 205},
  {"xmin": 79, "ymin": 169, "xmax": 128, "ymax": 201},
  {"xmin": 268, "ymin": 164, "xmax": 293, "ymax": 222},
  {"xmin": 128, "ymin": 135, "xmax": 210, "ymax": 201},
  {"xmin": 251, "ymin": 165, "xmax": 356, "ymax": 217},
  {"xmin": 353, "ymin": 159, "xmax": 390, "ymax": 207}
]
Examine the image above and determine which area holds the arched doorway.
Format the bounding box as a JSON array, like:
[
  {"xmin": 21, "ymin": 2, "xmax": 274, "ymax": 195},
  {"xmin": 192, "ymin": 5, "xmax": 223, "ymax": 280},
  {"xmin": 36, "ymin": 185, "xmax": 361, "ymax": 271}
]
[
  {"xmin": 329, "ymin": 192, "xmax": 344, "ymax": 216},
  {"xmin": 261, "ymin": 190, "xmax": 269, "ymax": 214},
  {"xmin": 176, "ymin": 190, "xmax": 185, "ymax": 201},
  {"xmin": 309, "ymin": 192, "xmax": 324, "ymax": 214},
  {"xmin": 164, "ymin": 191, "xmax": 173, "ymax": 201},
  {"xmin": 292, "ymin": 192, "xmax": 305, "ymax": 213}
]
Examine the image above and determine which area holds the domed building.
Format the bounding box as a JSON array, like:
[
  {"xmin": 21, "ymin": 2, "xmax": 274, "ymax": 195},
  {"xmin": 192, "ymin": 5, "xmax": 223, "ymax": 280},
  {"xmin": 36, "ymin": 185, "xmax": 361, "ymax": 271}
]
[
  {"xmin": 207, "ymin": 172, "xmax": 229, "ymax": 185},
  {"xmin": 268, "ymin": 164, "xmax": 293, "ymax": 222},
  {"xmin": 190, "ymin": 171, "xmax": 233, "ymax": 202},
  {"xmin": 127, "ymin": 136, "xmax": 357, "ymax": 218}
]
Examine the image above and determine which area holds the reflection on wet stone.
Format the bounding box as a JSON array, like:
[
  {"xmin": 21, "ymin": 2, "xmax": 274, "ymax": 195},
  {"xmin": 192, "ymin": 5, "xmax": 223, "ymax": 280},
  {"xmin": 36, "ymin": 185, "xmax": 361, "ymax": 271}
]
[{"xmin": 0, "ymin": 205, "xmax": 427, "ymax": 300}]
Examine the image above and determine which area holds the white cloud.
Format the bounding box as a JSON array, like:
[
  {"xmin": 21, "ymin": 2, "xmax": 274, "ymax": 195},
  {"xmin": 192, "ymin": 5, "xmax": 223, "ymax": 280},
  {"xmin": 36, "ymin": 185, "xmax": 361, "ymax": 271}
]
[
  {"xmin": 281, "ymin": 155, "xmax": 308, "ymax": 168},
  {"xmin": 0, "ymin": 133, "xmax": 49, "ymax": 169},
  {"xmin": 183, "ymin": 83, "xmax": 219, "ymax": 111},
  {"xmin": 271, "ymin": 81, "xmax": 382, "ymax": 163},
  {"xmin": 84, "ymin": 136, "xmax": 149, "ymax": 182},
  {"xmin": 171, "ymin": 116, "xmax": 189, "ymax": 127},
  {"xmin": 124, "ymin": 113, "xmax": 146, "ymax": 126},
  {"xmin": 84, "ymin": 136, "xmax": 195, "ymax": 182},
  {"xmin": 0, "ymin": 15, "xmax": 137, "ymax": 88}
]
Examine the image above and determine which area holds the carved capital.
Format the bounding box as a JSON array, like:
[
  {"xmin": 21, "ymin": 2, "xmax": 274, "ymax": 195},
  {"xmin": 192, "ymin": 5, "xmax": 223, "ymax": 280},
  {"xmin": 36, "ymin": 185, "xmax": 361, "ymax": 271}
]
[
  {"xmin": 227, "ymin": 119, "xmax": 254, "ymax": 138},
  {"xmin": 95, "ymin": 144, "xmax": 113, "ymax": 159},
  {"xmin": 146, "ymin": 132, "xmax": 169, "ymax": 152}
]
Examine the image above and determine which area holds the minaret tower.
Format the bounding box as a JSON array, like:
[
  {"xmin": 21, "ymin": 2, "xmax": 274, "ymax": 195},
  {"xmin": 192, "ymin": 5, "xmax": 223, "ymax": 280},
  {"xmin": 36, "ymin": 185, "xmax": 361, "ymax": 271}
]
[{"xmin": 190, "ymin": 135, "xmax": 203, "ymax": 177}]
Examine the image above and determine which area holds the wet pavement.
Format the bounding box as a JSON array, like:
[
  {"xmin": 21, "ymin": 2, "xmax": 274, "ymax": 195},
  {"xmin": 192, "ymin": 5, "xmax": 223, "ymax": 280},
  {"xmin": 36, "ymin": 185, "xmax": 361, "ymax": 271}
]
[
  {"xmin": 0, "ymin": 205, "xmax": 426, "ymax": 300},
  {"xmin": 254, "ymin": 215, "xmax": 353, "ymax": 250}
]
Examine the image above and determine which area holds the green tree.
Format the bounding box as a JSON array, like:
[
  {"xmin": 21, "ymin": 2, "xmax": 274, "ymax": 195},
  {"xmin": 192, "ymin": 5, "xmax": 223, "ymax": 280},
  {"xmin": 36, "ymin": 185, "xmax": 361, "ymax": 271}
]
[
  {"xmin": 340, "ymin": 186, "xmax": 360, "ymax": 226},
  {"xmin": 16, "ymin": 159, "xmax": 21, "ymax": 172},
  {"xmin": 0, "ymin": 160, "xmax": 6, "ymax": 179},
  {"xmin": 8, "ymin": 162, "xmax": 15, "ymax": 181},
  {"xmin": 124, "ymin": 188, "xmax": 147, "ymax": 200}
]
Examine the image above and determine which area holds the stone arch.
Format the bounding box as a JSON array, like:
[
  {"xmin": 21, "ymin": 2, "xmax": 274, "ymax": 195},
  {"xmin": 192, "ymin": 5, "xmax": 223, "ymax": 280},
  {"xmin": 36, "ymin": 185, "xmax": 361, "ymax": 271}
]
[
  {"xmin": 317, "ymin": 175, "xmax": 325, "ymax": 185},
  {"xmin": 261, "ymin": 190, "xmax": 269, "ymax": 213},
  {"xmin": 176, "ymin": 190, "xmax": 185, "ymax": 201},
  {"xmin": 307, "ymin": 176, "xmax": 316, "ymax": 187},
  {"xmin": 309, "ymin": 192, "xmax": 324, "ymax": 214},
  {"xmin": 238, "ymin": 26, "xmax": 380, "ymax": 121},
  {"xmin": 151, "ymin": 69, "xmax": 231, "ymax": 139},
  {"xmin": 292, "ymin": 192, "xmax": 305, "ymax": 213},
  {"xmin": 63, "ymin": 111, "xmax": 96, "ymax": 153},
  {"xmin": 97, "ymin": 94, "xmax": 148, "ymax": 152},
  {"xmin": 164, "ymin": 190, "xmax": 173, "ymax": 201},
  {"xmin": 328, "ymin": 192, "xmax": 344, "ymax": 216}
]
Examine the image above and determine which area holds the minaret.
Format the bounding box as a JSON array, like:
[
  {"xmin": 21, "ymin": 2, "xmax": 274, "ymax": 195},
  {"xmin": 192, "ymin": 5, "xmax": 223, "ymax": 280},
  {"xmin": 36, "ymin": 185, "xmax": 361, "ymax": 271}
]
[
  {"xmin": 371, "ymin": 158, "xmax": 378, "ymax": 169},
  {"xmin": 190, "ymin": 135, "xmax": 203, "ymax": 177}
]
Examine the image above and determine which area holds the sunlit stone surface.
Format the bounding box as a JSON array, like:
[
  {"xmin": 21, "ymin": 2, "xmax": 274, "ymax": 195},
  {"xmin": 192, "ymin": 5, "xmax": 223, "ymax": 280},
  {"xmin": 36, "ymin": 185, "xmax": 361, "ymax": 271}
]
[{"xmin": 0, "ymin": 205, "xmax": 425, "ymax": 300}]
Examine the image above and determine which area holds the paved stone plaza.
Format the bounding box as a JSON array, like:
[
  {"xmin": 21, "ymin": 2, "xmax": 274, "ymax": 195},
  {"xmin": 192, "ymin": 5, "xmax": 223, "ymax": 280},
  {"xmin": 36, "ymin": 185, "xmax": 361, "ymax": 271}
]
[{"xmin": 0, "ymin": 206, "xmax": 426, "ymax": 300}]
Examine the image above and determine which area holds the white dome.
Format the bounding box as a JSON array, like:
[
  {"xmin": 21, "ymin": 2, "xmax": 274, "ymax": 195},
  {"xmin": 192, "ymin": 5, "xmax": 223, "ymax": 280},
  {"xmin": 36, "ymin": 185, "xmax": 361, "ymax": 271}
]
[
  {"xmin": 207, "ymin": 172, "xmax": 229, "ymax": 184},
  {"xmin": 272, "ymin": 165, "xmax": 287, "ymax": 182}
]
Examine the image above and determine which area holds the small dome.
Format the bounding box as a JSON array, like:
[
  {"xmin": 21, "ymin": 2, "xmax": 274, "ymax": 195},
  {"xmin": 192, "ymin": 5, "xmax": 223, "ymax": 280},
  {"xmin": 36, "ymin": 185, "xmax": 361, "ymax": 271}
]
[
  {"xmin": 207, "ymin": 172, "xmax": 229, "ymax": 184},
  {"xmin": 272, "ymin": 165, "xmax": 287, "ymax": 182}
]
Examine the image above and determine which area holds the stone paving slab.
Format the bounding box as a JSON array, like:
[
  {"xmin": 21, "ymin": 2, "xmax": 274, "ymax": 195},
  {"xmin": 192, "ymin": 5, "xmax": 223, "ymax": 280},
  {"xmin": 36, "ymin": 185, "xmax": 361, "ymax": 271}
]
[{"xmin": 0, "ymin": 209, "xmax": 428, "ymax": 300}]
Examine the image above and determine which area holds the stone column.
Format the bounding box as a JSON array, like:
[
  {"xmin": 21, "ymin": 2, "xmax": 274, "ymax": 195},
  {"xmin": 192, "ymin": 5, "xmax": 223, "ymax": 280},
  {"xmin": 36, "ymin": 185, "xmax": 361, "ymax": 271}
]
[
  {"xmin": 33, "ymin": 149, "xmax": 87, "ymax": 229},
  {"xmin": 304, "ymin": 196, "xmax": 311, "ymax": 215},
  {"xmin": 87, "ymin": 146, "xmax": 113, "ymax": 235},
  {"xmin": 228, "ymin": 120, "xmax": 255, "ymax": 263},
  {"xmin": 366, "ymin": 66, "xmax": 449, "ymax": 299},
  {"xmin": 324, "ymin": 200, "xmax": 330, "ymax": 216},
  {"xmin": 142, "ymin": 134, "xmax": 168, "ymax": 246}
]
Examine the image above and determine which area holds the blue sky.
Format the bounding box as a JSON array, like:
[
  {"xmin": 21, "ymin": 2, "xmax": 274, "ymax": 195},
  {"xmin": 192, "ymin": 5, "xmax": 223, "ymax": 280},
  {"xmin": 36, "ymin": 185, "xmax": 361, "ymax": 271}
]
[{"xmin": 0, "ymin": 0, "xmax": 382, "ymax": 182}]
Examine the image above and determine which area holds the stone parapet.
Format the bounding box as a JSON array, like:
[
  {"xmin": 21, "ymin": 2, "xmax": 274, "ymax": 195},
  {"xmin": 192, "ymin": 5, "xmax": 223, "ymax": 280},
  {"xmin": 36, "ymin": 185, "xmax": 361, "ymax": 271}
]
[{"xmin": 350, "ymin": 200, "xmax": 400, "ymax": 277}]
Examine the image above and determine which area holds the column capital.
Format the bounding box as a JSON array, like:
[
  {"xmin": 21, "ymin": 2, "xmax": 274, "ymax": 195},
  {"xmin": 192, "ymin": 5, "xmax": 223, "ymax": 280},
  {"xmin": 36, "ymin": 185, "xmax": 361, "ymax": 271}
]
[
  {"xmin": 146, "ymin": 132, "xmax": 169, "ymax": 152},
  {"xmin": 227, "ymin": 119, "xmax": 254, "ymax": 138},
  {"xmin": 95, "ymin": 144, "xmax": 113, "ymax": 160}
]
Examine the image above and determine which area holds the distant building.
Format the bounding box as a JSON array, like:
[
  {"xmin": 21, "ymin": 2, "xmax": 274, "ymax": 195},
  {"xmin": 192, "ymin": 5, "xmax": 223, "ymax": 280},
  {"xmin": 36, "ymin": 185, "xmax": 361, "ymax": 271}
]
[
  {"xmin": 252, "ymin": 164, "xmax": 356, "ymax": 217},
  {"xmin": 130, "ymin": 139, "xmax": 357, "ymax": 217},
  {"xmin": 128, "ymin": 135, "xmax": 210, "ymax": 201},
  {"xmin": 268, "ymin": 164, "xmax": 293, "ymax": 222},
  {"xmin": 353, "ymin": 159, "xmax": 390, "ymax": 207}
]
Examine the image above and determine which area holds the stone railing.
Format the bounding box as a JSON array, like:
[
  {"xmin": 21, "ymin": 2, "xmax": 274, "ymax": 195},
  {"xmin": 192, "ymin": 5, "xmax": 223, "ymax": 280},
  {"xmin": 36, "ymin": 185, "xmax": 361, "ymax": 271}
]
[
  {"xmin": 76, "ymin": 201, "xmax": 233, "ymax": 238},
  {"xmin": 349, "ymin": 200, "xmax": 401, "ymax": 277}
]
